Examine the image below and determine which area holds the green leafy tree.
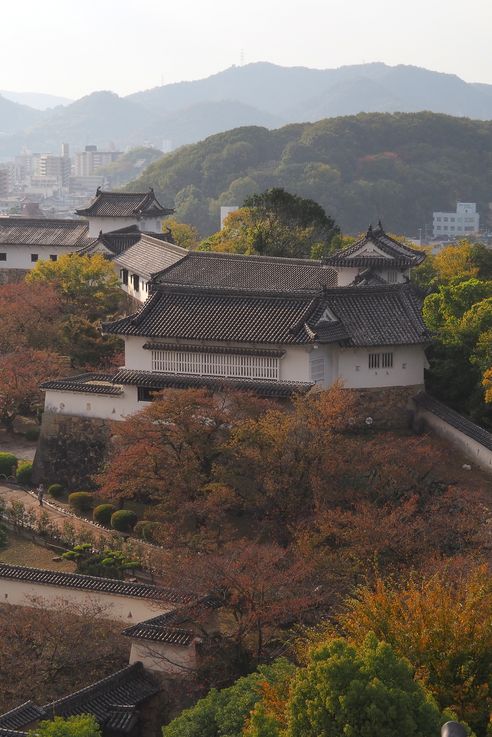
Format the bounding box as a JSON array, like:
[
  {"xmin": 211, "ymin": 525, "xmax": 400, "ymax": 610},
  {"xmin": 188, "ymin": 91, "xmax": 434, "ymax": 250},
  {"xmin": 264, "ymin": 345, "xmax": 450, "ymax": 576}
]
[
  {"xmin": 30, "ymin": 715, "xmax": 101, "ymax": 737},
  {"xmin": 26, "ymin": 253, "xmax": 122, "ymax": 321},
  {"xmin": 163, "ymin": 216, "xmax": 199, "ymax": 249},
  {"xmin": 162, "ymin": 659, "xmax": 295, "ymax": 737},
  {"xmin": 284, "ymin": 635, "xmax": 444, "ymax": 737},
  {"xmin": 200, "ymin": 188, "xmax": 339, "ymax": 259}
]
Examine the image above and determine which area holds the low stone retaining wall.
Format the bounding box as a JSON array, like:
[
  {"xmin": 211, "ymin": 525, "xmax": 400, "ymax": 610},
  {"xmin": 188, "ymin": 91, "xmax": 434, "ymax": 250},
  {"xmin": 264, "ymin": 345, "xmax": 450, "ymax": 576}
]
[{"xmin": 348, "ymin": 385, "xmax": 423, "ymax": 431}]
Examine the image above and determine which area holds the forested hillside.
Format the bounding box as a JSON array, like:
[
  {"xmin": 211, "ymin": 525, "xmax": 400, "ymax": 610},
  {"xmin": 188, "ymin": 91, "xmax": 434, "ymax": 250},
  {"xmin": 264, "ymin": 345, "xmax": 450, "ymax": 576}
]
[{"xmin": 128, "ymin": 112, "xmax": 492, "ymax": 235}]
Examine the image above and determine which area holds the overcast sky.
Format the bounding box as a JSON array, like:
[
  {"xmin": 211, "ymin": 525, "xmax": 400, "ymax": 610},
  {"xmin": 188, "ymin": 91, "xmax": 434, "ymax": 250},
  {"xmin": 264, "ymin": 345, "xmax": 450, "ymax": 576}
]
[{"xmin": 1, "ymin": 0, "xmax": 491, "ymax": 99}]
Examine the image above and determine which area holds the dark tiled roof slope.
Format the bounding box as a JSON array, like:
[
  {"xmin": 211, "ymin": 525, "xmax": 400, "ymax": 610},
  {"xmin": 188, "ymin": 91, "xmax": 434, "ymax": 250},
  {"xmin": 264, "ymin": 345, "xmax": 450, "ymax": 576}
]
[
  {"xmin": 0, "ymin": 703, "xmax": 46, "ymax": 730},
  {"xmin": 103, "ymin": 283, "xmax": 429, "ymax": 348},
  {"xmin": 324, "ymin": 223, "xmax": 425, "ymax": 268},
  {"xmin": 0, "ymin": 729, "xmax": 28, "ymax": 737},
  {"xmin": 115, "ymin": 235, "xmax": 187, "ymax": 279},
  {"xmin": 103, "ymin": 288, "xmax": 321, "ymax": 344},
  {"xmin": 76, "ymin": 189, "xmax": 173, "ymax": 218},
  {"xmin": 0, "ymin": 563, "xmax": 193, "ymax": 603},
  {"xmin": 123, "ymin": 622, "xmax": 195, "ymax": 646},
  {"xmin": 112, "ymin": 370, "xmax": 313, "ymax": 398},
  {"xmin": 40, "ymin": 373, "xmax": 123, "ymax": 396},
  {"xmin": 78, "ymin": 226, "xmax": 175, "ymax": 257},
  {"xmin": 414, "ymin": 392, "xmax": 492, "ymax": 450},
  {"xmin": 0, "ymin": 218, "xmax": 91, "ymax": 247},
  {"xmin": 43, "ymin": 663, "xmax": 158, "ymax": 726},
  {"xmin": 154, "ymin": 251, "xmax": 337, "ymax": 292}
]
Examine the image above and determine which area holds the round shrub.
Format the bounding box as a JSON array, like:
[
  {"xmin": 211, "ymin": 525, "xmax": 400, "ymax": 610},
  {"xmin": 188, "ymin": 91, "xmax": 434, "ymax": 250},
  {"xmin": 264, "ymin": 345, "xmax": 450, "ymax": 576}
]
[
  {"xmin": 16, "ymin": 461, "xmax": 32, "ymax": 485},
  {"xmin": 0, "ymin": 452, "xmax": 17, "ymax": 477},
  {"xmin": 68, "ymin": 491, "xmax": 94, "ymax": 512},
  {"xmin": 134, "ymin": 520, "xmax": 159, "ymax": 542},
  {"xmin": 111, "ymin": 509, "xmax": 138, "ymax": 532},
  {"xmin": 25, "ymin": 427, "xmax": 40, "ymax": 441},
  {"xmin": 93, "ymin": 503, "xmax": 116, "ymax": 526},
  {"xmin": 48, "ymin": 483, "xmax": 64, "ymax": 499}
]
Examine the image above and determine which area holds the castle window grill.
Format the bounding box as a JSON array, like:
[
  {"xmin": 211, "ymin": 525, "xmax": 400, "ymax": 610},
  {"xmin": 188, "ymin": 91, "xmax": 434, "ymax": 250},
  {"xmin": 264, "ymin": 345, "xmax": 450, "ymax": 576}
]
[
  {"xmin": 369, "ymin": 352, "xmax": 393, "ymax": 370},
  {"xmin": 152, "ymin": 350, "xmax": 280, "ymax": 380}
]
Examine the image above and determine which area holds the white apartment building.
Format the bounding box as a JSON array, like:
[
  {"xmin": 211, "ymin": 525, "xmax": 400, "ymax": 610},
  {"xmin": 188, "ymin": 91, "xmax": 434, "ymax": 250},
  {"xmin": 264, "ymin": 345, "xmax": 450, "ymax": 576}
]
[{"xmin": 433, "ymin": 202, "xmax": 479, "ymax": 239}]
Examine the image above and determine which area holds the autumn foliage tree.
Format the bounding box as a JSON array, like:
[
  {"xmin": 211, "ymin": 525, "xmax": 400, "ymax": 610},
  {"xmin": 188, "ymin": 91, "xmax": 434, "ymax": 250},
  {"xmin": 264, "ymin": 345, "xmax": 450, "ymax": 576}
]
[
  {"xmin": 0, "ymin": 349, "xmax": 68, "ymax": 428},
  {"xmin": 330, "ymin": 565, "xmax": 492, "ymax": 737}
]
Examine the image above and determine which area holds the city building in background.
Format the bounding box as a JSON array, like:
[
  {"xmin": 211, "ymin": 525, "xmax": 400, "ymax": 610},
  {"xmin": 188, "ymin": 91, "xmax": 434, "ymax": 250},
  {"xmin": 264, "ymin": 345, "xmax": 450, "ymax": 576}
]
[{"xmin": 432, "ymin": 202, "xmax": 479, "ymax": 239}]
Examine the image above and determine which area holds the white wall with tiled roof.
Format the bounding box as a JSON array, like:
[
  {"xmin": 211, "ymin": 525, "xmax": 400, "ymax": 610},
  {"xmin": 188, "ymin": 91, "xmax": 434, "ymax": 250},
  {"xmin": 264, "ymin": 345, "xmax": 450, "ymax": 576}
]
[
  {"xmin": 44, "ymin": 385, "xmax": 138, "ymax": 419},
  {"xmin": 87, "ymin": 216, "xmax": 163, "ymax": 237}
]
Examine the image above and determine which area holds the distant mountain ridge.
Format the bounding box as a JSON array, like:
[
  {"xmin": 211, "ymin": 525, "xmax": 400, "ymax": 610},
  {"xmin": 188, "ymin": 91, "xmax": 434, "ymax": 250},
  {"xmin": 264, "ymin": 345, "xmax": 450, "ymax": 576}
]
[{"xmin": 2, "ymin": 62, "xmax": 492, "ymax": 157}]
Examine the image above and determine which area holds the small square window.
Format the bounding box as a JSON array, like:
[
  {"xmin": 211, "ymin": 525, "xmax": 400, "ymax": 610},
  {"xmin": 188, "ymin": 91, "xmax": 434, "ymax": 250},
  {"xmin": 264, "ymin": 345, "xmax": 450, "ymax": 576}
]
[
  {"xmin": 0, "ymin": 253, "xmax": 6, "ymax": 261},
  {"xmin": 50, "ymin": 254, "xmax": 57, "ymax": 262},
  {"xmin": 31, "ymin": 254, "xmax": 38, "ymax": 262},
  {"xmin": 369, "ymin": 353, "xmax": 380, "ymax": 369}
]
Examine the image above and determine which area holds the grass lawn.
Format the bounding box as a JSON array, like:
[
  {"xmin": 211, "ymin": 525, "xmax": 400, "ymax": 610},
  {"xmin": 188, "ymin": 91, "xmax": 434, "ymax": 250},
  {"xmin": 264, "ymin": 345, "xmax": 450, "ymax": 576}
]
[{"xmin": 0, "ymin": 532, "xmax": 75, "ymax": 571}]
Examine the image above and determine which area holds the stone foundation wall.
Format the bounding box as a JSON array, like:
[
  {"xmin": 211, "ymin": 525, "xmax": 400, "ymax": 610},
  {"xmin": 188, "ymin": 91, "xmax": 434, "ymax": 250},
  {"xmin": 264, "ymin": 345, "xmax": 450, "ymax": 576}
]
[
  {"xmin": 346, "ymin": 385, "xmax": 424, "ymax": 431},
  {"xmin": 32, "ymin": 412, "xmax": 112, "ymax": 488}
]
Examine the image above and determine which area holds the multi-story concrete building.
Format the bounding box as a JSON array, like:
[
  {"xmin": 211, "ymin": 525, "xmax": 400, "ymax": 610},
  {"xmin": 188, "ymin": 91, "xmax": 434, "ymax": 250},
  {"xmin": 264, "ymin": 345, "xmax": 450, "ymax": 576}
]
[
  {"xmin": 433, "ymin": 202, "xmax": 479, "ymax": 239},
  {"xmin": 75, "ymin": 145, "xmax": 121, "ymax": 177}
]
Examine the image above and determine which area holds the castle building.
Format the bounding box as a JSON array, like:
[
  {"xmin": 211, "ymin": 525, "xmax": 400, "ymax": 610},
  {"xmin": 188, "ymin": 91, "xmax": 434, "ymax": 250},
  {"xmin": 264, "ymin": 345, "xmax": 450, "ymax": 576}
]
[
  {"xmin": 40, "ymin": 224, "xmax": 430, "ymax": 422},
  {"xmin": 75, "ymin": 188, "xmax": 174, "ymax": 237}
]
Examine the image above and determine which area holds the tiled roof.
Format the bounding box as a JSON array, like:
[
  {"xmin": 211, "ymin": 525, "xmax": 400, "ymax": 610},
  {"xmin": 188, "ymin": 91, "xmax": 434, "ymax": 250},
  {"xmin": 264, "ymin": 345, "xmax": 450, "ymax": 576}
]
[
  {"xmin": 154, "ymin": 251, "xmax": 337, "ymax": 292},
  {"xmin": 76, "ymin": 189, "xmax": 173, "ymax": 218},
  {"xmin": 115, "ymin": 235, "xmax": 187, "ymax": 279},
  {"xmin": 0, "ymin": 729, "xmax": 28, "ymax": 737},
  {"xmin": 40, "ymin": 373, "xmax": 123, "ymax": 396},
  {"xmin": 43, "ymin": 663, "xmax": 158, "ymax": 730},
  {"xmin": 323, "ymin": 222, "xmax": 425, "ymax": 268},
  {"xmin": 0, "ymin": 703, "xmax": 46, "ymax": 730},
  {"xmin": 414, "ymin": 392, "xmax": 492, "ymax": 451},
  {"xmin": 78, "ymin": 226, "xmax": 174, "ymax": 258},
  {"xmin": 103, "ymin": 287, "xmax": 321, "ymax": 344},
  {"xmin": 0, "ymin": 563, "xmax": 193, "ymax": 604},
  {"xmin": 123, "ymin": 622, "xmax": 195, "ymax": 646},
  {"xmin": 112, "ymin": 369, "xmax": 314, "ymax": 398},
  {"xmin": 103, "ymin": 283, "xmax": 429, "ymax": 348},
  {"xmin": 0, "ymin": 218, "xmax": 91, "ymax": 247}
]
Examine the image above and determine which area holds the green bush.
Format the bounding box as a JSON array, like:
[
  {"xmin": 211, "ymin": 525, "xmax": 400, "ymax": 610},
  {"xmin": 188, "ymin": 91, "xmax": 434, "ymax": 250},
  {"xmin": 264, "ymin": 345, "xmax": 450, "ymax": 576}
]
[
  {"xmin": 68, "ymin": 491, "xmax": 94, "ymax": 512},
  {"xmin": 134, "ymin": 520, "xmax": 159, "ymax": 542},
  {"xmin": 93, "ymin": 504, "xmax": 116, "ymax": 526},
  {"xmin": 0, "ymin": 452, "xmax": 17, "ymax": 477},
  {"xmin": 111, "ymin": 509, "xmax": 138, "ymax": 532},
  {"xmin": 15, "ymin": 461, "xmax": 32, "ymax": 485},
  {"xmin": 48, "ymin": 483, "xmax": 64, "ymax": 499},
  {"xmin": 25, "ymin": 427, "xmax": 40, "ymax": 441}
]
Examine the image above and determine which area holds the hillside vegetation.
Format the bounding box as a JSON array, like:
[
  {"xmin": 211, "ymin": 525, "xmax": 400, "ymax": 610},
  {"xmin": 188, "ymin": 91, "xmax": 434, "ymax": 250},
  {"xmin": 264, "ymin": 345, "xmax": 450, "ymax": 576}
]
[{"xmin": 128, "ymin": 111, "xmax": 492, "ymax": 235}]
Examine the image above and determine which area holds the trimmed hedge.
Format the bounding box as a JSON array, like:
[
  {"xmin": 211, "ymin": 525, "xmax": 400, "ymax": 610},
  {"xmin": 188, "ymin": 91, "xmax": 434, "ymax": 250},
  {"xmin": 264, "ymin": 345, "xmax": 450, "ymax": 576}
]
[
  {"xmin": 48, "ymin": 483, "xmax": 64, "ymax": 499},
  {"xmin": 0, "ymin": 452, "xmax": 17, "ymax": 477},
  {"xmin": 93, "ymin": 503, "xmax": 116, "ymax": 526},
  {"xmin": 134, "ymin": 520, "xmax": 159, "ymax": 543},
  {"xmin": 68, "ymin": 491, "xmax": 94, "ymax": 512},
  {"xmin": 25, "ymin": 427, "xmax": 40, "ymax": 441},
  {"xmin": 111, "ymin": 509, "xmax": 138, "ymax": 532},
  {"xmin": 16, "ymin": 461, "xmax": 32, "ymax": 485}
]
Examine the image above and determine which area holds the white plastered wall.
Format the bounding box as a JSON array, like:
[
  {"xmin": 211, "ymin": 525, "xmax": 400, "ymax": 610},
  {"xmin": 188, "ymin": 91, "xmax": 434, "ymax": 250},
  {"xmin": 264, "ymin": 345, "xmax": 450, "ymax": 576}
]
[
  {"xmin": 0, "ymin": 578, "xmax": 172, "ymax": 623},
  {"xmin": 335, "ymin": 345, "xmax": 426, "ymax": 388},
  {"xmin": 87, "ymin": 216, "xmax": 163, "ymax": 236},
  {"xmin": 43, "ymin": 386, "xmax": 140, "ymax": 420},
  {"xmin": 129, "ymin": 639, "xmax": 198, "ymax": 675},
  {"xmin": 0, "ymin": 245, "xmax": 76, "ymax": 269}
]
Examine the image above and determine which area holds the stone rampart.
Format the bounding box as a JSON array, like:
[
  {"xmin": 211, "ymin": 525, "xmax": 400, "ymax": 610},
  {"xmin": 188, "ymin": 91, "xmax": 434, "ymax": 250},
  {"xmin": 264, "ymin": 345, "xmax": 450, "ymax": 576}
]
[
  {"xmin": 347, "ymin": 384, "xmax": 423, "ymax": 431},
  {"xmin": 32, "ymin": 412, "xmax": 112, "ymax": 488}
]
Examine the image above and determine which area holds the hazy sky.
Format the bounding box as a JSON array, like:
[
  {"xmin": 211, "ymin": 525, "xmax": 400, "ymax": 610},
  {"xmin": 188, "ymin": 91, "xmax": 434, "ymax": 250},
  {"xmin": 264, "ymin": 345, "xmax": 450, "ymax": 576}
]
[{"xmin": 2, "ymin": 0, "xmax": 491, "ymax": 99}]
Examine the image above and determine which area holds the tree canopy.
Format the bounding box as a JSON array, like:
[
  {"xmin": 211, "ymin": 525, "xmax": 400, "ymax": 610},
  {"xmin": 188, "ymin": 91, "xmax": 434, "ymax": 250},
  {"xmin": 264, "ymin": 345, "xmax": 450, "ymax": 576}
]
[
  {"xmin": 128, "ymin": 112, "xmax": 492, "ymax": 236},
  {"xmin": 199, "ymin": 189, "xmax": 339, "ymax": 258},
  {"xmin": 30, "ymin": 716, "xmax": 101, "ymax": 737}
]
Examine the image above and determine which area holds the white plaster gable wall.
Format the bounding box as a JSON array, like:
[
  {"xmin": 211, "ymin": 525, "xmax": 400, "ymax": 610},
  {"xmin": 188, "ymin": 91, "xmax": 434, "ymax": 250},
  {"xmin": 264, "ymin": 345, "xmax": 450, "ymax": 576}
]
[
  {"xmin": 0, "ymin": 577, "xmax": 172, "ymax": 623},
  {"xmin": 124, "ymin": 337, "xmax": 152, "ymax": 370},
  {"xmin": 335, "ymin": 345, "xmax": 426, "ymax": 388},
  {"xmin": 43, "ymin": 385, "xmax": 140, "ymax": 419},
  {"xmin": 0, "ymin": 245, "xmax": 76, "ymax": 269}
]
